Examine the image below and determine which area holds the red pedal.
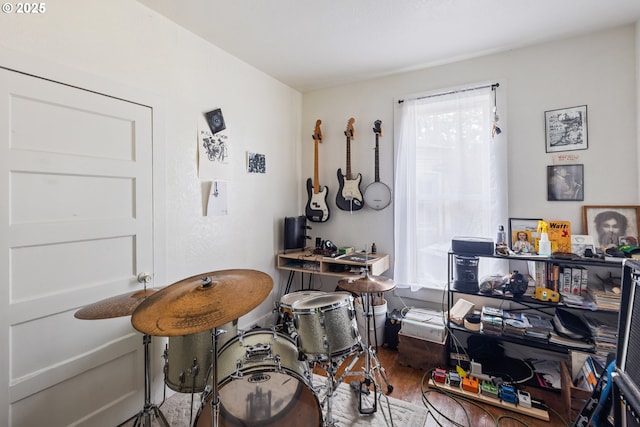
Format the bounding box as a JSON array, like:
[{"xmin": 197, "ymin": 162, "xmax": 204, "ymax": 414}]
[{"xmin": 433, "ymin": 368, "xmax": 447, "ymax": 384}]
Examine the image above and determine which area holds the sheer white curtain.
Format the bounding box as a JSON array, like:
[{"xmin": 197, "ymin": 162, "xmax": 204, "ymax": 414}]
[{"xmin": 394, "ymin": 84, "xmax": 507, "ymax": 291}]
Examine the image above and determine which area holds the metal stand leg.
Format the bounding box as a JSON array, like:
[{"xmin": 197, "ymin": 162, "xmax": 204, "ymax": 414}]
[{"xmin": 117, "ymin": 334, "xmax": 169, "ymax": 427}]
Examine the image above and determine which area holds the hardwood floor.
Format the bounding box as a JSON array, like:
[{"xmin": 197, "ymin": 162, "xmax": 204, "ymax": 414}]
[{"xmin": 313, "ymin": 346, "xmax": 573, "ymax": 427}]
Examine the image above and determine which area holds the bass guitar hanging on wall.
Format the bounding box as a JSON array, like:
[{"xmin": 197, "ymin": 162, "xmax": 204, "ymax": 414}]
[
  {"xmin": 336, "ymin": 117, "xmax": 363, "ymax": 211},
  {"xmin": 305, "ymin": 119, "xmax": 330, "ymax": 222},
  {"xmin": 364, "ymin": 119, "xmax": 392, "ymax": 210}
]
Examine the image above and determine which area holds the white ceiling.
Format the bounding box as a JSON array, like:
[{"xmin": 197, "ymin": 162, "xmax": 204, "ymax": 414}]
[{"xmin": 138, "ymin": 0, "xmax": 640, "ymax": 92}]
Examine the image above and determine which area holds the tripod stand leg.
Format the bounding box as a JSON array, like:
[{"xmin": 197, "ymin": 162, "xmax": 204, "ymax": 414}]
[{"xmin": 118, "ymin": 334, "xmax": 170, "ymax": 427}]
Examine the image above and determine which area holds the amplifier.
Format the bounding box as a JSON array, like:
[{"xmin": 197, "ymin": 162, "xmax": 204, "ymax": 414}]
[
  {"xmin": 614, "ymin": 259, "xmax": 640, "ymax": 426},
  {"xmin": 451, "ymin": 236, "xmax": 494, "ymax": 256}
]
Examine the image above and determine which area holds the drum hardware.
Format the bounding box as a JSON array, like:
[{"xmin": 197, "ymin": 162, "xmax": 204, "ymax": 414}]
[
  {"xmin": 74, "ymin": 286, "xmax": 170, "ymax": 427},
  {"xmin": 337, "ymin": 270, "xmax": 396, "ymax": 414},
  {"xmin": 130, "ymin": 269, "xmax": 274, "ymax": 427},
  {"xmin": 117, "ymin": 333, "xmax": 170, "ymax": 427}
]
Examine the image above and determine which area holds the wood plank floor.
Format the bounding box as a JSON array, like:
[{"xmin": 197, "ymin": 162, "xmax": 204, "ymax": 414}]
[{"xmin": 313, "ymin": 346, "xmax": 573, "ymax": 427}]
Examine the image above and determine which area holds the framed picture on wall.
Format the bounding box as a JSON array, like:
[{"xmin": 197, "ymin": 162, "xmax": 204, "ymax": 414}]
[
  {"xmin": 547, "ymin": 164, "xmax": 584, "ymax": 201},
  {"xmin": 583, "ymin": 205, "xmax": 640, "ymax": 248},
  {"xmin": 545, "ymin": 105, "xmax": 588, "ymax": 153}
]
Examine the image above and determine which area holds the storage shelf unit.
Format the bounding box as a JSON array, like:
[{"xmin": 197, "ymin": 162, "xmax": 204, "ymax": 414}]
[
  {"xmin": 277, "ymin": 250, "xmax": 389, "ymax": 277},
  {"xmin": 446, "ymin": 252, "xmax": 622, "ymax": 357}
]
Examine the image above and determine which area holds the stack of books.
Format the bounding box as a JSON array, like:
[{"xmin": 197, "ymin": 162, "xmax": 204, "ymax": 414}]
[
  {"xmin": 587, "ymin": 284, "xmax": 621, "ymax": 311},
  {"xmin": 583, "ymin": 315, "xmax": 618, "ymax": 361}
]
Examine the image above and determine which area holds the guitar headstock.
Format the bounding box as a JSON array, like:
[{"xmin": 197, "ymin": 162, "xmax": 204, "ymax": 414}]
[
  {"xmin": 373, "ymin": 119, "xmax": 383, "ymax": 137},
  {"xmin": 313, "ymin": 119, "xmax": 323, "ymax": 143},
  {"xmin": 345, "ymin": 117, "xmax": 355, "ymax": 139}
]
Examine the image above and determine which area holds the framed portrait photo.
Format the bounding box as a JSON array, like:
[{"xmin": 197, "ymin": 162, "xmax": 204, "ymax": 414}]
[
  {"xmin": 508, "ymin": 218, "xmax": 542, "ymax": 252},
  {"xmin": 582, "ymin": 205, "xmax": 640, "ymax": 248},
  {"xmin": 545, "ymin": 105, "xmax": 588, "ymax": 153},
  {"xmin": 547, "ymin": 164, "xmax": 584, "ymax": 201}
]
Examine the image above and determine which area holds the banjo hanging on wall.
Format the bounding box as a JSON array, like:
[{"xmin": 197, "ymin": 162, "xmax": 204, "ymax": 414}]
[{"xmin": 363, "ymin": 119, "xmax": 392, "ymax": 210}]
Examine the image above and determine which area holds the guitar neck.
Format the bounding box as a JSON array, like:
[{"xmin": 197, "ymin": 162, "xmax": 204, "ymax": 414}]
[
  {"xmin": 313, "ymin": 139, "xmax": 320, "ymax": 193},
  {"xmin": 345, "ymin": 136, "xmax": 352, "ymax": 179},
  {"xmin": 374, "ymin": 135, "xmax": 380, "ymax": 182}
]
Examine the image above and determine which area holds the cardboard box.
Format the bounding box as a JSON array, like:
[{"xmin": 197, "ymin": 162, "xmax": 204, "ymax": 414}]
[{"xmin": 397, "ymin": 332, "xmax": 447, "ymax": 370}]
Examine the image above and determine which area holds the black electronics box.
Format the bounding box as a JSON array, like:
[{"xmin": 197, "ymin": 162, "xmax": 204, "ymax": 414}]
[{"xmin": 451, "ymin": 236, "xmax": 494, "ymax": 256}]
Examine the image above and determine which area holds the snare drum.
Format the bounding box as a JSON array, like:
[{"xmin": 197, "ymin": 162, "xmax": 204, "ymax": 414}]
[
  {"xmin": 291, "ymin": 292, "xmax": 360, "ymax": 360},
  {"xmin": 279, "ymin": 291, "xmax": 325, "ymax": 316},
  {"xmin": 164, "ymin": 319, "xmax": 238, "ymax": 393},
  {"xmin": 194, "ymin": 330, "xmax": 322, "ymax": 427}
]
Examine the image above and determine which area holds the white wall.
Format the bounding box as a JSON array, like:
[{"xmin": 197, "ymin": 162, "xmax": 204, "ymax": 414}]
[
  {"xmin": 0, "ymin": 0, "xmax": 303, "ymax": 328},
  {"xmin": 302, "ymin": 25, "xmax": 638, "ymax": 310}
]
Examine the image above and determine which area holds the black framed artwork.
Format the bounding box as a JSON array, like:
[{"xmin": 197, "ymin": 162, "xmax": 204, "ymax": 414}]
[
  {"xmin": 545, "ymin": 105, "xmax": 588, "ymax": 153},
  {"xmin": 547, "ymin": 164, "xmax": 584, "ymax": 201}
]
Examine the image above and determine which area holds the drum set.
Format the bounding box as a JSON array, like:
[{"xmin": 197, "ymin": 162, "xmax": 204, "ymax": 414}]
[{"xmin": 74, "ymin": 267, "xmax": 396, "ymax": 427}]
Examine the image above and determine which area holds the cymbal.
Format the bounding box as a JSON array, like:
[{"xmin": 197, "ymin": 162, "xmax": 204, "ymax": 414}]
[
  {"xmin": 131, "ymin": 269, "xmax": 273, "ymax": 336},
  {"xmin": 338, "ymin": 274, "xmax": 396, "ymax": 293},
  {"xmin": 74, "ymin": 288, "xmax": 158, "ymax": 320}
]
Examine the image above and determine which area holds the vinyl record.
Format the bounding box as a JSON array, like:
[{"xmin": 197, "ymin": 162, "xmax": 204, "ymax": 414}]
[{"xmin": 205, "ymin": 108, "xmax": 226, "ymax": 134}]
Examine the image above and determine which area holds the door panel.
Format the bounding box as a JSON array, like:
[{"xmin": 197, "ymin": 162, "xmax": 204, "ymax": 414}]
[{"xmin": 0, "ymin": 68, "xmax": 154, "ymax": 426}]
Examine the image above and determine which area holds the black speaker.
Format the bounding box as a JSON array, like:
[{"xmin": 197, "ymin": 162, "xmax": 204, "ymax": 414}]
[
  {"xmin": 452, "ymin": 255, "xmax": 479, "ymax": 293},
  {"xmin": 284, "ymin": 216, "xmax": 307, "ymax": 252},
  {"xmin": 205, "ymin": 108, "xmax": 226, "ymax": 134}
]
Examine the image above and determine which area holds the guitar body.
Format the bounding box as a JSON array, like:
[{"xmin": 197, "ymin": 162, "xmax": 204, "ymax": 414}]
[
  {"xmin": 305, "ymin": 177, "xmax": 330, "ymax": 222},
  {"xmin": 364, "ymin": 181, "xmax": 392, "ymax": 210},
  {"xmin": 336, "ymin": 168, "xmax": 363, "ymax": 211}
]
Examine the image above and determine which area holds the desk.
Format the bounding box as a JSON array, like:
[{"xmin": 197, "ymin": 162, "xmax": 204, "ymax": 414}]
[{"xmin": 276, "ymin": 251, "xmax": 390, "ymax": 293}]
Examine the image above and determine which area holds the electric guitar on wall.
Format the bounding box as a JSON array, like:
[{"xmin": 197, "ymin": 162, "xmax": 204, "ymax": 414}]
[
  {"xmin": 336, "ymin": 117, "xmax": 364, "ymax": 211},
  {"xmin": 364, "ymin": 119, "xmax": 392, "ymax": 210},
  {"xmin": 305, "ymin": 119, "xmax": 330, "ymax": 222}
]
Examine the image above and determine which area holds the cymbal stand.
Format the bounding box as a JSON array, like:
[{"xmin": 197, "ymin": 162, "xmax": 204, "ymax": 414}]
[
  {"xmin": 205, "ymin": 327, "xmax": 221, "ymax": 427},
  {"xmin": 334, "ymin": 292, "xmax": 393, "ymax": 415},
  {"xmin": 118, "ymin": 334, "xmax": 169, "ymax": 427},
  {"xmin": 320, "ymin": 359, "xmax": 339, "ymax": 427}
]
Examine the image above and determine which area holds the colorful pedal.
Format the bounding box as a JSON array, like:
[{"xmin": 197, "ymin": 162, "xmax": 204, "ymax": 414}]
[
  {"xmin": 517, "ymin": 389, "xmax": 532, "ymax": 408},
  {"xmin": 481, "ymin": 380, "xmax": 499, "ymax": 398},
  {"xmin": 433, "ymin": 368, "xmax": 447, "ymax": 384},
  {"xmin": 448, "ymin": 371, "xmax": 461, "ymax": 388},
  {"xmin": 500, "ymin": 384, "xmax": 517, "ymax": 404},
  {"xmin": 462, "ymin": 376, "xmax": 479, "ymax": 393}
]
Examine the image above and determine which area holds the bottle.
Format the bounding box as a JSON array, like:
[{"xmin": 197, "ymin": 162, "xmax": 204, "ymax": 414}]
[
  {"xmin": 538, "ymin": 221, "xmax": 551, "ymax": 256},
  {"xmin": 371, "ymin": 243, "xmax": 377, "ymax": 254},
  {"xmin": 496, "ymin": 225, "xmax": 506, "ymax": 247}
]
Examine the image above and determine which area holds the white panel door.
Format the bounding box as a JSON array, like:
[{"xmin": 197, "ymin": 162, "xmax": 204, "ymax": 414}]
[{"xmin": 0, "ymin": 68, "xmax": 154, "ymax": 426}]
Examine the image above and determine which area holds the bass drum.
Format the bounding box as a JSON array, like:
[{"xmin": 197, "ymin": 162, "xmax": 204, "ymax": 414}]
[
  {"xmin": 194, "ymin": 330, "xmax": 322, "ymax": 427},
  {"xmin": 165, "ymin": 319, "xmax": 238, "ymax": 393}
]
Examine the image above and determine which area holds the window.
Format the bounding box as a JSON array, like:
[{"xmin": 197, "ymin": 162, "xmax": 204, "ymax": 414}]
[{"xmin": 393, "ymin": 84, "xmax": 507, "ymax": 291}]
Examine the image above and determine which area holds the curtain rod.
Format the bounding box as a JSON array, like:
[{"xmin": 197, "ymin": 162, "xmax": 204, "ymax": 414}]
[{"xmin": 397, "ymin": 82, "xmax": 499, "ymax": 104}]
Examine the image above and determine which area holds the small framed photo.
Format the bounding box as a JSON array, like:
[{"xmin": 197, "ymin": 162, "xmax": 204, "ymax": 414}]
[
  {"xmin": 571, "ymin": 235, "xmax": 595, "ymax": 257},
  {"xmin": 545, "ymin": 105, "xmax": 588, "ymax": 153},
  {"xmin": 547, "ymin": 164, "xmax": 584, "ymax": 201},
  {"xmin": 583, "ymin": 205, "xmax": 640, "ymax": 248},
  {"xmin": 508, "ymin": 218, "xmax": 542, "ymax": 252}
]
